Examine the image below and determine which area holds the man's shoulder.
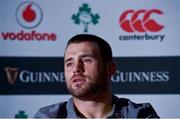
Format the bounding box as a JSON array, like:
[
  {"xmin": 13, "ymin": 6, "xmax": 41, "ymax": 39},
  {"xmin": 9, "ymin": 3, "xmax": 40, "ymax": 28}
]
[
  {"xmin": 113, "ymin": 95, "xmax": 160, "ymax": 118},
  {"xmin": 114, "ymin": 95, "xmax": 154, "ymax": 109},
  {"xmin": 118, "ymin": 97, "xmax": 152, "ymax": 108},
  {"xmin": 34, "ymin": 101, "xmax": 67, "ymax": 118}
]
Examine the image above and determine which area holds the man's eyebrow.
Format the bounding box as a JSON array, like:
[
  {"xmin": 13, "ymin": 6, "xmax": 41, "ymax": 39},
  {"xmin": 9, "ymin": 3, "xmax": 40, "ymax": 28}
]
[
  {"xmin": 64, "ymin": 57, "xmax": 73, "ymax": 63},
  {"xmin": 80, "ymin": 54, "xmax": 95, "ymax": 58},
  {"xmin": 64, "ymin": 54, "xmax": 96, "ymax": 63}
]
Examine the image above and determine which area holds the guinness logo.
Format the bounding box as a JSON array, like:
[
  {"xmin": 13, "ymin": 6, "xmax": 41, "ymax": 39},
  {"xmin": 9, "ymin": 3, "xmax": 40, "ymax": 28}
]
[{"xmin": 4, "ymin": 67, "xmax": 19, "ymax": 85}]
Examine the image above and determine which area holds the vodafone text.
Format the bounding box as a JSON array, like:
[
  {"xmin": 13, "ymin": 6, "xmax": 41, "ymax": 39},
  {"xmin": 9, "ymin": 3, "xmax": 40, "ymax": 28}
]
[{"xmin": 1, "ymin": 30, "xmax": 57, "ymax": 41}]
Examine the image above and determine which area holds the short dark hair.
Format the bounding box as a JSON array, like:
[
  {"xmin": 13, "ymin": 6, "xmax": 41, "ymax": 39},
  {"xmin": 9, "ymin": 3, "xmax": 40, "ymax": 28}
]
[{"xmin": 66, "ymin": 34, "xmax": 113, "ymax": 63}]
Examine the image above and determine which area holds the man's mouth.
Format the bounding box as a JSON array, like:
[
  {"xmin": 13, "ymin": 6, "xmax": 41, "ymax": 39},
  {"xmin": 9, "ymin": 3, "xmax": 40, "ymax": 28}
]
[{"xmin": 72, "ymin": 78, "xmax": 86, "ymax": 87}]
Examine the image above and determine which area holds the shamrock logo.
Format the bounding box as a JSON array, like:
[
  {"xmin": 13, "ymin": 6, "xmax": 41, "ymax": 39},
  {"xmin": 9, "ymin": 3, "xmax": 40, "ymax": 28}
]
[
  {"xmin": 72, "ymin": 3, "xmax": 100, "ymax": 32},
  {"xmin": 15, "ymin": 110, "xmax": 28, "ymax": 119}
]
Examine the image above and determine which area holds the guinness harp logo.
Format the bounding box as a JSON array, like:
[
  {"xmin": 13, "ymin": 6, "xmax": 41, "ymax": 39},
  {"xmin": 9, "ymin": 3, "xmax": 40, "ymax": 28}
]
[{"xmin": 4, "ymin": 67, "xmax": 19, "ymax": 85}]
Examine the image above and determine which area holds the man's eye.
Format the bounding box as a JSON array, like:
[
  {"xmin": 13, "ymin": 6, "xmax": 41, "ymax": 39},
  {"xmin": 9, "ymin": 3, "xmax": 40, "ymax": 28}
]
[{"xmin": 66, "ymin": 62, "xmax": 73, "ymax": 67}]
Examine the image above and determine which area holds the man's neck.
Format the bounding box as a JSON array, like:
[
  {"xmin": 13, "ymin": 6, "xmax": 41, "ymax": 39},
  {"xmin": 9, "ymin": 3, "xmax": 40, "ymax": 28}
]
[{"xmin": 73, "ymin": 93, "xmax": 113, "ymax": 118}]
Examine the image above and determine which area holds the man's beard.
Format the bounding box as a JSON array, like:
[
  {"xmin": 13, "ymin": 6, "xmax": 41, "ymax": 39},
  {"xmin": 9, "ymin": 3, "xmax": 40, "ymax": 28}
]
[
  {"xmin": 67, "ymin": 79, "xmax": 99, "ymax": 99},
  {"xmin": 67, "ymin": 76, "xmax": 108, "ymax": 99}
]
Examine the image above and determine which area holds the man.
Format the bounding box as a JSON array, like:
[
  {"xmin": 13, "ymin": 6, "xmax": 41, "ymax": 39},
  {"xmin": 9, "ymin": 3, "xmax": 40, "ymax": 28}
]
[{"xmin": 34, "ymin": 34, "xmax": 159, "ymax": 118}]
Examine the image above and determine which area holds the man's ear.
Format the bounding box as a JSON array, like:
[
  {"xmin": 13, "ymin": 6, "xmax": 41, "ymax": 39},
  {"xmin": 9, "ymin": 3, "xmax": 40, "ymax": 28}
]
[{"xmin": 106, "ymin": 62, "xmax": 116, "ymax": 76}]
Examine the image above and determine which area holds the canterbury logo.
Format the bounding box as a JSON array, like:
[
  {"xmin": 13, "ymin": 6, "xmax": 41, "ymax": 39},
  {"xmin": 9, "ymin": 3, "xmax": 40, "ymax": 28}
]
[{"xmin": 119, "ymin": 9, "xmax": 164, "ymax": 32}]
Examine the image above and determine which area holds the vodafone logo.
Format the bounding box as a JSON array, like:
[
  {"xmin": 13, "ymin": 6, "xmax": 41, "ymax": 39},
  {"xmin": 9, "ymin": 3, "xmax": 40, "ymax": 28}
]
[
  {"xmin": 16, "ymin": 1, "xmax": 42, "ymax": 29},
  {"xmin": 1, "ymin": 1, "xmax": 57, "ymax": 41},
  {"xmin": 119, "ymin": 9, "xmax": 164, "ymax": 32}
]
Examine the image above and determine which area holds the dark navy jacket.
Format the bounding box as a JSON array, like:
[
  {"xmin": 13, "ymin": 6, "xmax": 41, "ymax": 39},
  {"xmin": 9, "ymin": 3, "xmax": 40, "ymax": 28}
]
[{"xmin": 34, "ymin": 95, "xmax": 159, "ymax": 118}]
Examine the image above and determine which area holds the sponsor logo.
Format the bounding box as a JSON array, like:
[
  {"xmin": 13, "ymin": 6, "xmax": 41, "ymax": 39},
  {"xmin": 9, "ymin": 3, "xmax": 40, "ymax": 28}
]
[
  {"xmin": 15, "ymin": 110, "xmax": 28, "ymax": 119},
  {"xmin": 4, "ymin": 67, "xmax": 65, "ymax": 85},
  {"xmin": 112, "ymin": 71, "xmax": 169, "ymax": 83},
  {"xmin": 4, "ymin": 67, "xmax": 19, "ymax": 85},
  {"xmin": 1, "ymin": 1, "xmax": 57, "ymax": 41},
  {"xmin": 120, "ymin": 9, "xmax": 164, "ymax": 32},
  {"xmin": 16, "ymin": 1, "xmax": 42, "ymax": 29},
  {"xmin": 1, "ymin": 30, "xmax": 56, "ymax": 41},
  {"xmin": 19, "ymin": 70, "xmax": 65, "ymax": 83},
  {"xmin": 72, "ymin": 3, "xmax": 100, "ymax": 32},
  {"xmin": 119, "ymin": 9, "xmax": 165, "ymax": 42},
  {"xmin": 4, "ymin": 67, "xmax": 169, "ymax": 85}
]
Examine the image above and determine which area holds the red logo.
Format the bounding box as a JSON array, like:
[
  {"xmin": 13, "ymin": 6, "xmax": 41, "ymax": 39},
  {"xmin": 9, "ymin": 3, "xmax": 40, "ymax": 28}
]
[
  {"xmin": 0, "ymin": 1, "xmax": 57, "ymax": 41},
  {"xmin": 16, "ymin": 1, "xmax": 42, "ymax": 29},
  {"xmin": 119, "ymin": 9, "xmax": 164, "ymax": 32}
]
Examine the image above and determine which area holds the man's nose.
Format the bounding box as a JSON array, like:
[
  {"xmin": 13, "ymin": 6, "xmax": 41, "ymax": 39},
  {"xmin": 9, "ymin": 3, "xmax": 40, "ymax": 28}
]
[{"xmin": 73, "ymin": 60, "xmax": 84, "ymax": 73}]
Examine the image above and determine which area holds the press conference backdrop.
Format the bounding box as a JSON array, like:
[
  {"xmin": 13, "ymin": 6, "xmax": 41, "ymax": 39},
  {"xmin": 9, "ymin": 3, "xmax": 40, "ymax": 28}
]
[{"xmin": 0, "ymin": 0, "xmax": 180, "ymax": 118}]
